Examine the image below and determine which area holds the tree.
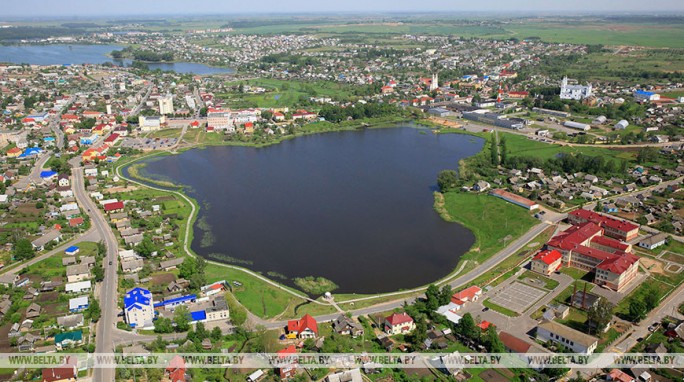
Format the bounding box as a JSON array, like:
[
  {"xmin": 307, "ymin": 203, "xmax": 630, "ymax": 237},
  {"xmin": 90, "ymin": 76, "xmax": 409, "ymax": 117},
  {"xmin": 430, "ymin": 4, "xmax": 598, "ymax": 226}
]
[
  {"xmin": 425, "ymin": 284, "xmax": 440, "ymax": 311},
  {"xmin": 458, "ymin": 313, "xmax": 478, "ymax": 340},
  {"xmin": 173, "ymin": 305, "xmax": 191, "ymax": 332},
  {"xmin": 93, "ymin": 266, "xmax": 104, "ymax": 283},
  {"xmin": 587, "ymin": 297, "xmax": 614, "ymax": 334},
  {"xmin": 490, "ymin": 135, "xmax": 499, "ymax": 166},
  {"xmin": 210, "ymin": 326, "xmax": 222, "ymax": 342},
  {"xmin": 636, "ymin": 147, "xmax": 659, "ymax": 164},
  {"xmin": 88, "ymin": 299, "xmax": 101, "ymax": 322},
  {"xmin": 628, "ymin": 298, "xmax": 647, "ymax": 322},
  {"xmin": 437, "ymin": 170, "xmax": 457, "ymax": 192},
  {"xmin": 438, "ymin": 285, "xmax": 452, "ymax": 306},
  {"xmin": 499, "ymin": 136, "xmax": 508, "ymax": 165},
  {"xmin": 136, "ymin": 236, "xmax": 157, "ymax": 258},
  {"xmin": 485, "ymin": 325, "xmax": 505, "ymax": 352},
  {"xmin": 154, "ymin": 317, "xmax": 174, "ymax": 334},
  {"xmin": 14, "ymin": 238, "xmax": 35, "ymax": 260},
  {"xmin": 643, "ymin": 284, "xmax": 661, "ymax": 311}
]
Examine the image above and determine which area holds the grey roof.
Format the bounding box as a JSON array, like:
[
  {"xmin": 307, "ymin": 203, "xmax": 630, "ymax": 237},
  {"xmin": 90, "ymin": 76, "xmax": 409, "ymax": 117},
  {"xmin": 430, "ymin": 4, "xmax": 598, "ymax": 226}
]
[
  {"xmin": 66, "ymin": 264, "xmax": 90, "ymax": 277},
  {"xmin": 538, "ymin": 320, "xmax": 598, "ymax": 348}
]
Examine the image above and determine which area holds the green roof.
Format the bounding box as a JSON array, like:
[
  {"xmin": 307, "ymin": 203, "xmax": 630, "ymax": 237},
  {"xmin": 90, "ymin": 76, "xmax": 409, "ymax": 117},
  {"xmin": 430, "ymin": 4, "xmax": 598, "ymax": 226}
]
[{"xmin": 55, "ymin": 330, "xmax": 83, "ymax": 344}]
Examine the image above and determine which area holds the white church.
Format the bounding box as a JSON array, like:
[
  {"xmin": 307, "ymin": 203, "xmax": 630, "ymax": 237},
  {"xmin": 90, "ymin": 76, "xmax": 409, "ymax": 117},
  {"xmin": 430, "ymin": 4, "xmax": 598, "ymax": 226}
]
[{"xmin": 560, "ymin": 77, "xmax": 592, "ymax": 100}]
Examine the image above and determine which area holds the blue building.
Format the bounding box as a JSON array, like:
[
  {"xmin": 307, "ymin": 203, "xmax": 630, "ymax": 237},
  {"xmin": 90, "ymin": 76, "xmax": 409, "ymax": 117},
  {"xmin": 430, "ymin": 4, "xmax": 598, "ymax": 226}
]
[{"xmin": 124, "ymin": 287, "xmax": 154, "ymax": 328}]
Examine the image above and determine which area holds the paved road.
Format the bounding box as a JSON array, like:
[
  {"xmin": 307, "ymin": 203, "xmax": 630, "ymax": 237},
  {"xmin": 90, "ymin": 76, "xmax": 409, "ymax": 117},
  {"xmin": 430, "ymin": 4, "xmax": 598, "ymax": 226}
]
[{"xmin": 71, "ymin": 160, "xmax": 119, "ymax": 382}]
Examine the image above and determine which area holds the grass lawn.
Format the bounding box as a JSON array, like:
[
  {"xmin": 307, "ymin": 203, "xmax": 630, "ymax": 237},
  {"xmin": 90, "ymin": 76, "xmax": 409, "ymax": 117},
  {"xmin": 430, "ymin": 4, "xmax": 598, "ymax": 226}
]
[
  {"xmin": 616, "ymin": 276, "xmax": 674, "ymax": 317},
  {"xmin": 204, "ymin": 262, "xmax": 306, "ymax": 319},
  {"xmin": 439, "ymin": 192, "xmax": 538, "ymax": 265},
  {"xmin": 219, "ymin": 78, "xmax": 356, "ymax": 108},
  {"xmin": 503, "ymin": 132, "xmax": 636, "ymax": 163},
  {"xmin": 482, "ymin": 298, "xmax": 519, "ymax": 317},
  {"xmin": 559, "ymin": 267, "xmax": 591, "ymax": 281}
]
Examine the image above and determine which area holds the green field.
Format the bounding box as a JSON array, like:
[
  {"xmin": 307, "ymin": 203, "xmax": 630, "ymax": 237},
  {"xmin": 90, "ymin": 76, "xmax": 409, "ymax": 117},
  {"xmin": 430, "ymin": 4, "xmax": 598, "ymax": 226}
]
[
  {"xmin": 220, "ymin": 78, "xmax": 356, "ymax": 108},
  {"xmin": 439, "ymin": 192, "xmax": 539, "ymax": 264},
  {"xmin": 503, "ymin": 132, "xmax": 637, "ymax": 162},
  {"xmin": 204, "ymin": 262, "xmax": 307, "ymax": 319}
]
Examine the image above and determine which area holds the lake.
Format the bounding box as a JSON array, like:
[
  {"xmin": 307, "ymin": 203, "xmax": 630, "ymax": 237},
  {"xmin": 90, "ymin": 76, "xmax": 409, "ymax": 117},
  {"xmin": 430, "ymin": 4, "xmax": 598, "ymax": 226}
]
[
  {"xmin": 130, "ymin": 126, "xmax": 483, "ymax": 294},
  {"xmin": 0, "ymin": 44, "xmax": 235, "ymax": 75}
]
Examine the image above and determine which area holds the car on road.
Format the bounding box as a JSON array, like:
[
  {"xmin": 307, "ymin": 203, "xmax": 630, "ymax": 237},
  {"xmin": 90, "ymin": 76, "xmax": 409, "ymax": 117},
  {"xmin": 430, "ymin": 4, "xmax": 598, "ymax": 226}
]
[
  {"xmin": 482, "ymin": 307, "xmax": 489, "ymax": 312},
  {"xmin": 109, "ymin": 261, "xmax": 113, "ymax": 266},
  {"xmin": 636, "ymin": 337, "xmax": 644, "ymax": 342}
]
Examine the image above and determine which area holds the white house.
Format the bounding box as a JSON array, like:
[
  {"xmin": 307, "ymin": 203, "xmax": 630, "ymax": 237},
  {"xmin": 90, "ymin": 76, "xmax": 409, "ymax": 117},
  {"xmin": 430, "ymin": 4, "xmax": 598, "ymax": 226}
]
[
  {"xmin": 69, "ymin": 296, "xmax": 89, "ymax": 313},
  {"xmin": 65, "ymin": 281, "xmax": 92, "ymax": 294},
  {"xmin": 536, "ymin": 320, "xmax": 598, "ymax": 354}
]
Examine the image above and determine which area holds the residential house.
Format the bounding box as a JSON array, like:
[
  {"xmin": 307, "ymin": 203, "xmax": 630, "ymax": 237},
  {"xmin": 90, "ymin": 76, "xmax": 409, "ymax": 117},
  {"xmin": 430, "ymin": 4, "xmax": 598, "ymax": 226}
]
[
  {"xmin": 65, "ymin": 281, "xmax": 92, "ymax": 294},
  {"xmin": 69, "ymin": 296, "xmax": 89, "ymax": 312},
  {"xmin": 57, "ymin": 314, "xmax": 84, "ymax": 330},
  {"xmin": 26, "ymin": 303, "xmax": 41, "ymax": 319},
  {"xmin": 332, "ymin": 314, "xmax": 364, "ymax": 337},
  {"xmin": 66, "ymin": 264, "xmax": 90, "ymax": 283},
  {"xmin": 286, "ymin": 314, "xmax": 318, "ymax": 339},
  {"xmin": 159, "ymin": 257, "xmax": 184, "ymax": 271},
  {"xmin": 55, "ymin": 331, "xmax": 83, "ymax": 350},
  {"xmin": 384, "ymin": 313, "xmax": 415, "ymax": 335},
  {"xmin": 639, "ymin": 233, "xmax": 668, "ymax": 250},
  {"xmin": 31, "ymin": 229, "xmax": 62, "ymax": 251}
]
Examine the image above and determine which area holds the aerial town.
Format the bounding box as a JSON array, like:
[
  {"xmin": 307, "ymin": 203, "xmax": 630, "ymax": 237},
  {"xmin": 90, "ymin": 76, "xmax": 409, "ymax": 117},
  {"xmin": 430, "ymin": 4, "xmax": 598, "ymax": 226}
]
[{"xmin": 0, "ymin": 7, "xmax": 682, "ymax": 382}]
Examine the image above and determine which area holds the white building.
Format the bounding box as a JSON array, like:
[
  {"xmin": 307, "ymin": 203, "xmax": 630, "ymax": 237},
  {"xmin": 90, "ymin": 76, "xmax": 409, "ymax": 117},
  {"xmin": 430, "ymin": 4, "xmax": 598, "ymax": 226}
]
[
  {"xmin": 124, "ymin": 287, "xmax": 155, "ymax": 329},
  {"xmin": 615, "ymin": 120, "xmax": 629, "ymax": 130},
  {"xmin": 158, "ymin": 94, "xmax": 174, "ymax": 115},
  {"xmin": 536, "ymin": 320, "xmax": 598, "ymax": 354},
  {"xmin": 138, "ymin": 116, "xmax": 166, "ymax": 132},
  {"xmin": 560, "ymin": 77, "xmax": 592, "ymax": 100},
  {"xmin": 634, "ymin": 90, "xmax": 660, "ymax": 103}
]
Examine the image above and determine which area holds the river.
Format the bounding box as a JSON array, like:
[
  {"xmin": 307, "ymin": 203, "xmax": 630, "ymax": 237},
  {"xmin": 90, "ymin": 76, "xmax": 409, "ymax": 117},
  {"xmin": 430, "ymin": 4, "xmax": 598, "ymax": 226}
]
[{"xmin": 0, "ymin": 44, "xmax": 234, "ymax": 75}]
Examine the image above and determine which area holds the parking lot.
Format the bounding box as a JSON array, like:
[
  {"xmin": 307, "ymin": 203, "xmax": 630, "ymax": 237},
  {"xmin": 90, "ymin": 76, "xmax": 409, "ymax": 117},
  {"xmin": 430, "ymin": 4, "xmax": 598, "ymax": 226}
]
[
  {"xmin": 488, "ymin": 281, "xmax": 547, "ymax": 313},
  {"xmin": 120, "ymin": 137, "xmax": 177, "ymax": 150}
]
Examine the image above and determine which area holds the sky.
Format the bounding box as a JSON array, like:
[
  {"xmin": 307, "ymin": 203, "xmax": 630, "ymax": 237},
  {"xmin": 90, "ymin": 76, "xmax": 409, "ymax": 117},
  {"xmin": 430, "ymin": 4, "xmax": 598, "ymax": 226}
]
[{"xmin": 4, "ymin": 0, "xmax": 684, "ymax": 17}]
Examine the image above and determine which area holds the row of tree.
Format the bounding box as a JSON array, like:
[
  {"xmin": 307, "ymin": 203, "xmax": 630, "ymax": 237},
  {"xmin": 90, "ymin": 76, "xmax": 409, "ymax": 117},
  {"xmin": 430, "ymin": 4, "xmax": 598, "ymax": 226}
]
[{"xmin": 318, "ymin": 102, "xmax": 398, "ymax": 123}]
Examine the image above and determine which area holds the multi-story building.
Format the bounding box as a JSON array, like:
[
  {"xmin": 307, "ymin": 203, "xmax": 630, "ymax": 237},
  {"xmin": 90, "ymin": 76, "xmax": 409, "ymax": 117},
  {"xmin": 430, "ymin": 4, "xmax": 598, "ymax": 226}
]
[
  {"xmin": 124, "ymin": 287, "xmax": 154, "ymax": 329},
  {"xmin": 531, "ymin": 249, "xmax": 562, "ymax": 275},
  {"xmin": 546, "ymin": 222, "xmax": 640, "ymax": 291},
  {"xmin": 158, "ymin": 94, "xmax": 174, "ymax": 115},
  {"xmin": 567, "ymin": 209, "xmax": 640, "ymax": 241}
]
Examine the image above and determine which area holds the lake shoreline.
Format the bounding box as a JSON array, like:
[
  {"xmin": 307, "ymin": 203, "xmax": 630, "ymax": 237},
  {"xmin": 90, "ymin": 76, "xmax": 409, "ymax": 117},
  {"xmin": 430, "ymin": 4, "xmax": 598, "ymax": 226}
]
[{"xmin": 119, "ymin": 120, "xmax": 482, "ymax": 295}]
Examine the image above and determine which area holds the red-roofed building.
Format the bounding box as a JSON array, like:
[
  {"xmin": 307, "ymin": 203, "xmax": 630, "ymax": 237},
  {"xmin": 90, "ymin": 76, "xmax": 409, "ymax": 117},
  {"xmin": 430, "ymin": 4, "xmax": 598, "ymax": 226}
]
[
  {"xmin": 190, "ymin": 120, "xmax": 200, "ymax": 128},
  {"xmin": 276, "ymin": 345, "xmax": 297, "ymax": 379},
  {"xmin": 531, "ymin": 249, "xmax": 562, "ymax": 275},
  {"xmin": 568, "ymin": 209, "xmax": 639, "ymax": 241},
  {"xmin": 286, "ymin": 314, "xmax": 318, "ymax": 339},
  {"xmin": 103, "ymin": 201, "xmax": 124, "ymax": 213},
  {"xmin": 6, "ymin": 147, "xmax": 22, "ymax": 158},
  {"xmin": 69, "ymin": 217, "xmax": 84, "ymax": 227},
  {"xmin": 165, "ymin": 355, "xmax": 186, "ymax": 382},
  {"xmin": 104, "ymin": 133, "xmax": 120, "ymax": 144},
  {"xmin": 499, "ymin": 331, "xmax": 533, "ymax": 354},
  {"xmin": 451, "ymin": 286, "xmax": 482, "ymax": 307},
  {"xmin": 490, "ymin": 189, "xmax": 539, "ymax": 210},
  {"xmin": 507, "ymin": 91, "xmax": 529, "ymax": 99},
  {"xmin": 384, "ymin": 312, "xmax": 415, "ymax": 335},
  {"xmin": 381, "ymin": 85, "xmax": 394, "ymax": 94},
  {"xmin": 477, "ymin": 320, "xmax": 492, "ymax": 331},
  {"xmin": 42, "ymin": 367, "xmax": 76, "ymax": 382},
  {"xmin": 609, "ymin": 369, "xmax": 635, "ymax": 382},
  {"xmin": 547, "ymin": 222, "xmax": 640, "ymax": 291}
]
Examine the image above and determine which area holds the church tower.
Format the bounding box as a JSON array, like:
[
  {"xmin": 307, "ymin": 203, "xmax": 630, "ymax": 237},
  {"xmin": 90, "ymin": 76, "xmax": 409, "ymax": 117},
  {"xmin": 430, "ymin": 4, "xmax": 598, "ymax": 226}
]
[{"xmin": 430, "ymin": 73, "xmax": 439, "ymax": 91}]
